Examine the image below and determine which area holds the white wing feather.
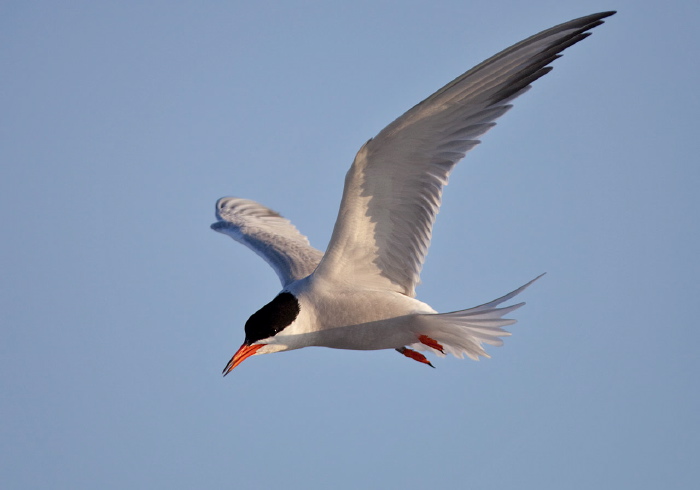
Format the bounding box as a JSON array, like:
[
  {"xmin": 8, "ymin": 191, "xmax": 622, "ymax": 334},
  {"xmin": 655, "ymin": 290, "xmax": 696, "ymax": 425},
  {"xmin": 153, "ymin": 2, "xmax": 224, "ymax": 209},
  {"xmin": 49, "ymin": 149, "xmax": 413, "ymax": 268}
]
[
  {"xmin": 314, "ymin": 12, "xmax": 613, "ymax": 296},
  {"xmin": 211, "ymin": 197, "xmax": 323, "ymax": 287}
]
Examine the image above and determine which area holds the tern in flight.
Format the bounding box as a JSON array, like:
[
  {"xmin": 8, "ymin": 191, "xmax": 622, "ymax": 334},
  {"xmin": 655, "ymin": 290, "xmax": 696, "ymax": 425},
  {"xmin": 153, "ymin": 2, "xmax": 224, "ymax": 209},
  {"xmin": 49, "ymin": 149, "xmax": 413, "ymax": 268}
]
[{"xmin": 212, "ymin": 12, "xmax": 615, "ymax": 374}]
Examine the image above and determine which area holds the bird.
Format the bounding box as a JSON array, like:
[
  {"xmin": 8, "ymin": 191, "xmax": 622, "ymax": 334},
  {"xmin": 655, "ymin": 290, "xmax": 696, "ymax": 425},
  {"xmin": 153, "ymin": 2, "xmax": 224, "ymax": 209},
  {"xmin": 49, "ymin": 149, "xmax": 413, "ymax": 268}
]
[{"xmin": 212, "ymin": 11, "xmax": 615, "ymax": 374}]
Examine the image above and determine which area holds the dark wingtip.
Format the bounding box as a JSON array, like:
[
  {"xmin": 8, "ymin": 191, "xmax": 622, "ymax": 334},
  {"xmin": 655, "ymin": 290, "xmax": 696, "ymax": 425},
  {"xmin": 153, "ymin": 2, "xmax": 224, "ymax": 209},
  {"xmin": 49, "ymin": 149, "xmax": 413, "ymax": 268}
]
[{"xmin": 579, "ymin": 11, "xmax": 617, "ymax": 24}]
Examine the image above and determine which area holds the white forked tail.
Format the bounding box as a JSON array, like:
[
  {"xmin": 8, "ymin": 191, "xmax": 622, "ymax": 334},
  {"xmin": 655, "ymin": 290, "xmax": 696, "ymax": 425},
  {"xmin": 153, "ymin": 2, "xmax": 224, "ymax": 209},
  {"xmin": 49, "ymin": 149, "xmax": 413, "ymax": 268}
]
[{"xmin": 410, "ymin": 274, "xmax": 545, "ymax": 360}]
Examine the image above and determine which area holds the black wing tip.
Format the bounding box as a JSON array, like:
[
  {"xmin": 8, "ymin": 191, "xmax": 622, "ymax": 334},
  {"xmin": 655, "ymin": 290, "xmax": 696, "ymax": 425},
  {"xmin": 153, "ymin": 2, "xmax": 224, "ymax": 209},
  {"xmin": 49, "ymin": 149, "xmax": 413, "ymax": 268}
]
[
  {"xmin": 572, "ymin": 11, "xmax": 617, "ymax": 26},
  {"xmin": 529, "ymin": 11, "xmax": 616, "ymax": 49},
  {"xmin": 595, "ymin": 10, "xmax": 617, "ymax": 18},
  {"xmin": 487, "ymin": 11, "xmax": 615, "ymax": 105}
]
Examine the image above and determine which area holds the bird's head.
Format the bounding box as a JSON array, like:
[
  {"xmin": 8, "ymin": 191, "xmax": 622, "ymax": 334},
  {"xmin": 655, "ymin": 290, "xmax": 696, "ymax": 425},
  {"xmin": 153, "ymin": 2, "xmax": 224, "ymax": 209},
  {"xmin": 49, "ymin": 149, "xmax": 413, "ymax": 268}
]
[{"xmin": 222, "ymin": 292, "xmax": 300, "ymax": 375}]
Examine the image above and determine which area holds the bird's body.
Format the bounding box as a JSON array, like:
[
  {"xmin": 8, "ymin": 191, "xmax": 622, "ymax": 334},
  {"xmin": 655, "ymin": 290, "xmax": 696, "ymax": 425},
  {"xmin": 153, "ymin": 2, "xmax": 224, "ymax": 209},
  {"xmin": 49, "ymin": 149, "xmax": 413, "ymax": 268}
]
[
  {"xmin": 212, "ymin": 12, "xmax": 615, "ymax": 373},
  {"xmin": 268, "ymin": 275, "xmax": 436, "ymax": 351}
]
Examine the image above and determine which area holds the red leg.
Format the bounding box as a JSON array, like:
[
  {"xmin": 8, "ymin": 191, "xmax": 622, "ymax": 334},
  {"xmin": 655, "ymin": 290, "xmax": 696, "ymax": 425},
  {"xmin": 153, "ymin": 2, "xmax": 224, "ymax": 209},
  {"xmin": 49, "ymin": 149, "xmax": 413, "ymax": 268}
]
[
  {"xmin": 396, "ymin": 347, "xmax": 435, "ymax": 368},
  {"xmin": 418, "ymin": 335, "xmax": 445, "ymax": 354}
]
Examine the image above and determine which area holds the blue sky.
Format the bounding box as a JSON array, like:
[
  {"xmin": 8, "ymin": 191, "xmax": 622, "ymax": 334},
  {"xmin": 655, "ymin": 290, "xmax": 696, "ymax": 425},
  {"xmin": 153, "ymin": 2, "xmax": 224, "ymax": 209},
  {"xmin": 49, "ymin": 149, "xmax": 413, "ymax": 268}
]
[{"xmin": 2, "ymin": 1, "xmax": 698, "ymax": 488}]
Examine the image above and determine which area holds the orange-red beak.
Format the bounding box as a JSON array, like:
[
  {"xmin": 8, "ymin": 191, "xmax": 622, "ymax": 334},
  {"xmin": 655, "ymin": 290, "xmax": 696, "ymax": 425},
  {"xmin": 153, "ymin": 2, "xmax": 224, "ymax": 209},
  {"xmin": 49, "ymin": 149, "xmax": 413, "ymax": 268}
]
[{"xmin": 222, "ymin": 343, "xmax": 263, "ymax": 376}]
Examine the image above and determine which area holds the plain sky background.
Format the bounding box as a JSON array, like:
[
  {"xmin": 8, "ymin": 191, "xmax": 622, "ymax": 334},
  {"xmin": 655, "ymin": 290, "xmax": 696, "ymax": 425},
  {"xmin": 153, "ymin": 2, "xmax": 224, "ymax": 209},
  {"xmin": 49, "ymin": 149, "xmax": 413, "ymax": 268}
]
[{"xmin": 2, "ymin": 1, "xmax": 698, "ymax": 489}]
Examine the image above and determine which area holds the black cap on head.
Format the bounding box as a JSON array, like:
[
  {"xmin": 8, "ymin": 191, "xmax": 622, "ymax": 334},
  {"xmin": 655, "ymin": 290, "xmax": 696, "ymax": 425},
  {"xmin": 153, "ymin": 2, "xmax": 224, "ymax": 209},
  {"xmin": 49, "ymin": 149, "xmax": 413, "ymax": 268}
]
[{"xmin": 244, "ymin": 292, "xmax": 300, "ymax": 344}]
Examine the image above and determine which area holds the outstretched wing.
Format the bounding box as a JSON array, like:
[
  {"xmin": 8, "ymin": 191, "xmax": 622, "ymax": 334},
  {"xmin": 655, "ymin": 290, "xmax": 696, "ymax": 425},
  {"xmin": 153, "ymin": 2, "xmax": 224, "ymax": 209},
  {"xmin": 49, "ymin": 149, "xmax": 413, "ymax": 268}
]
[
  {"xmin": 211, "ymin": 197, "xmax": 324, "ymax": 287},
  {"xmin": 313, "ymin": 12, "xmax": 614, "ymax": 297}
]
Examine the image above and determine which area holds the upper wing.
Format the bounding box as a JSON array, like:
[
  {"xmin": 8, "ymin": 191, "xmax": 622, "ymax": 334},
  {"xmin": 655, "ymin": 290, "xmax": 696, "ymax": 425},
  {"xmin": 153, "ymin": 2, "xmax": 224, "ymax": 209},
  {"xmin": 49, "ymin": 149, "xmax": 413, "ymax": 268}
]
[
  {"xmin": 313, "ymin": 12, "xmax": 614, "ymax": 297},
  {"xmin": 211, "ymin": 197, "xmax": 324, "ymax": 287}
]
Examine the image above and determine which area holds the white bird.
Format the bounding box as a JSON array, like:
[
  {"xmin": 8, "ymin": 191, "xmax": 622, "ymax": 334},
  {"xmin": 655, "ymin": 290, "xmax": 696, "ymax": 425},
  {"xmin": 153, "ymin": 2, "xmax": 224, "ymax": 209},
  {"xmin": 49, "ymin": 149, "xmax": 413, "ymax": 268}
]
[{"xmin": 212, "ymin": 11, "xmax": 615, "ymax": 374}]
